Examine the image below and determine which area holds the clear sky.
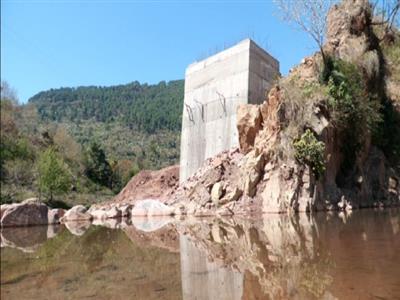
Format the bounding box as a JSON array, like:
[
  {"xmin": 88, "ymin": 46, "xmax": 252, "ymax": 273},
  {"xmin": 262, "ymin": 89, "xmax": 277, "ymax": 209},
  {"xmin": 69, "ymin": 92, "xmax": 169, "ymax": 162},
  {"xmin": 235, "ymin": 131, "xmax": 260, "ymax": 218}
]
[{"xmin": 1, "ymin": 0, "xmax": 315, "ymax": 103}]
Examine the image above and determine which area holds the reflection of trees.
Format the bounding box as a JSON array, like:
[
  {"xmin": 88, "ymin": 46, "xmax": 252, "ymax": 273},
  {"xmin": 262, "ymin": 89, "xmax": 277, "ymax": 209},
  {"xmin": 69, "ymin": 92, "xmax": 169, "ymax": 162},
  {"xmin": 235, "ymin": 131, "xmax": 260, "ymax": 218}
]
[{"xmin": 1, "ymin": 225, "xmax": 183, "ymax": 300}]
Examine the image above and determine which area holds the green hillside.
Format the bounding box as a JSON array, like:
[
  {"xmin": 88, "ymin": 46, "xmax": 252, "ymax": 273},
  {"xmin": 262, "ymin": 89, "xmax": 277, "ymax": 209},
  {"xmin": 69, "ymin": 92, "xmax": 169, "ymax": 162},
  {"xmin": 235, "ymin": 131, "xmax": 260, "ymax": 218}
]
[
  {"xmin": 29, "ymin": 80, "xmax": 184, "ymax": 134},
  {"xmin": 1, "ymin": 80, "xmax": 184, "ymax": 206},
  {"xmin": 28, "ymin": 80, "xmax": 184, "ymax": 170}
]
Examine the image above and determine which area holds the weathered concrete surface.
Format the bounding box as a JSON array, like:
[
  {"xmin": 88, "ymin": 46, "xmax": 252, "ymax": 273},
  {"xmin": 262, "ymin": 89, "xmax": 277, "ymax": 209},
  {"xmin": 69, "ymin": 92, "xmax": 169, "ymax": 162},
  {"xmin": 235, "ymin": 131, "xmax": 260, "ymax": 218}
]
[{"xmin": 180, "ymin": 39, "xmax": 279, "ymax": 183}]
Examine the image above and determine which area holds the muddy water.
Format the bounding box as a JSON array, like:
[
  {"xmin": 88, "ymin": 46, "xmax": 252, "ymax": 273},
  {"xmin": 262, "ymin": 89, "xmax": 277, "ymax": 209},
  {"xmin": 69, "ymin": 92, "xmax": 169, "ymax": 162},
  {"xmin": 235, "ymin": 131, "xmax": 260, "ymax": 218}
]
[{"xmin": 1, "ymin": 209, "xmax": 399, "ymax": 300}]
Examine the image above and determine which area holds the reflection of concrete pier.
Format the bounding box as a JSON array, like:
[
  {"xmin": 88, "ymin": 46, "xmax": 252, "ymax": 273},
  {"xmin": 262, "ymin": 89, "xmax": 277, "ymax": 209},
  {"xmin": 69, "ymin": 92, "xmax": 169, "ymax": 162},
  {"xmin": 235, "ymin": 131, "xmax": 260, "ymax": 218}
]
[{"xmin": 180, "ymin": 234, "xmax": 243, "ymax": 300}]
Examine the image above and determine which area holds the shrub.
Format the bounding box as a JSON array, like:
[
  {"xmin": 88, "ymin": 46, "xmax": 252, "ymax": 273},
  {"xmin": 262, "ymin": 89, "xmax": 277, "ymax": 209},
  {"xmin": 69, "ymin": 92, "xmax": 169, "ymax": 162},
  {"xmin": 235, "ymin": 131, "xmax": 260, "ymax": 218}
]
[
  {"xmin": 293, "ymin": 129, "xmax": 326, "ymax": 179},
  {"xmin": 327, "ymin": 58, "xmax": 382, "ymax": 130}
]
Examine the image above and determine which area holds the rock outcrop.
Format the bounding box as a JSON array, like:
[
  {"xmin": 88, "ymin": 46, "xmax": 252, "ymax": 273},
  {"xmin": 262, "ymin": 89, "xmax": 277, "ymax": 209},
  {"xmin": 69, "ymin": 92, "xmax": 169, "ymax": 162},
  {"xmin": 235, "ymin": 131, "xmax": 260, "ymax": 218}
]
[
  {"xmin": 237, "ymin": 104, "xmax": 263, "ymax": 153},
  {"xmin": 31, "ymin": 1, "xmax": 393, "ymax": 219},
  {"xmin": 326, "ymin": 0, "xmax": 376, "ymax": 64},
  {"xmin": 166, "ymin": 0, "xmax": 400, "ymax": 214}
]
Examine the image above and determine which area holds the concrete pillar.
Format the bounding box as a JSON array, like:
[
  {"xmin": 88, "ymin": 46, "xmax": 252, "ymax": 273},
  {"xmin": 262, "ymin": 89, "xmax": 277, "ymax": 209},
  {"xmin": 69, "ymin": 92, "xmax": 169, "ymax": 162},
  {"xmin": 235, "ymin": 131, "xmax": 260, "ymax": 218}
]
[{"xmin": 180, "ymin": 39, "xmax": 279, "ymax": 182}]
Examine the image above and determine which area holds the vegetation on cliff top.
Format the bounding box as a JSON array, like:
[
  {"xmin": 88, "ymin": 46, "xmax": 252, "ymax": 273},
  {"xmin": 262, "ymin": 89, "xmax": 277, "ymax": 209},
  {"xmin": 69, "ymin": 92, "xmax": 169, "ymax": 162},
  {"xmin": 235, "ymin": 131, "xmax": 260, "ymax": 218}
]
[{"xmin": 289, "ymin": 33, "xmax": 400, "ymax": 182}]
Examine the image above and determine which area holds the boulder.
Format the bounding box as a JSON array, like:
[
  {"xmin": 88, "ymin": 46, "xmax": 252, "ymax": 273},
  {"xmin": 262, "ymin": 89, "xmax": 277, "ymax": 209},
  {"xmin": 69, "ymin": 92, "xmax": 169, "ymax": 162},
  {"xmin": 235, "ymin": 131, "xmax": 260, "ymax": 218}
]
[
  {"xmin": 1, "ymin": 201, "xmax": 48, "ymax": 227},
  {"xmin": 243, "ymin": 150, "xmax": 265, "ymax": 197},
  {"xmin": 90, "ymin": 205, "xmax": 126, "ymax": 220},
  {"xmin": 211, "ymin": 182, "xmax": 224, "ymax": 205},
  {"xmin": 219, "ymin": 187, "xmax": 242, "ymax": 206},
  {"xmin": 118, "ymin": 204, "xmax": 132, "ymax": 217},
  {"xmin": 60, "ymin": 205, "xmax": 92, "ymax": 222},
  {"xmin": 237, "ymin": 104, "xmax": 263, "ymax": 153},
  {"xmin": 201, "ymin": 167, "xmax": 223, "ymax": 188},
  {"xmin": 189, "ymin": 183, "xmax": 211, "ymax": 205},
  {"xmin": 131, "ymin": 199, "xmax": 174, "ymax": 217},
  {"xmin": 47, "ymin": 208, "xmax": 65, "ymax": 224},
  {"xmin": 1, "ymin": 204, "xmax": 16, "ymax": 220},
  {"xmin": 104, "ymin": 206, "xmax": 122, "ymax": 219},
  {"xmin": 89, "ymin": 208, "xmax": 107, "ymax": 220}
]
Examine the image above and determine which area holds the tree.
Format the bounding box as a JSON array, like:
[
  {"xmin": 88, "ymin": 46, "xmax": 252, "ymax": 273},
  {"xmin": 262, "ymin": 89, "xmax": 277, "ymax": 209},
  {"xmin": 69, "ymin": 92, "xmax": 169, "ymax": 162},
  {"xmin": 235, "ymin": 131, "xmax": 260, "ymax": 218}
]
[
  {"xmin": 53, "ymin": 125, "xmax": 83, "ymax": 168},
  {"xmin": 371, "ymin": 0, "xmax": 400, "ymax": 42},
  {"xmin": 273, "ymin": 0, "xmax": 334, "ymax": 68},
  {"xmin": 38, "ymin": 148, "xmax": 71, "ymax": 201},
  {"xmin": 84, "ymin": 142, "xmax": 113, "ymax": 188},
  {"xmin": 0, "ymin": 83, "xmax": 32, "ymax": 180},
  {"xmin": 1, "ymin": 81, "xmax": 18, "ymax": 104}
]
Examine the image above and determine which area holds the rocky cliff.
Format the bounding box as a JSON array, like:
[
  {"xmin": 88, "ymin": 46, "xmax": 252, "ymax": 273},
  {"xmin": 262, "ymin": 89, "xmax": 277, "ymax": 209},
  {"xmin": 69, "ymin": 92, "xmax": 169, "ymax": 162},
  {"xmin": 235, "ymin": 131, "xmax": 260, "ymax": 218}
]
[{"xmin": 167, "ymin": 0, "xmax": 400, "ymax": 214}]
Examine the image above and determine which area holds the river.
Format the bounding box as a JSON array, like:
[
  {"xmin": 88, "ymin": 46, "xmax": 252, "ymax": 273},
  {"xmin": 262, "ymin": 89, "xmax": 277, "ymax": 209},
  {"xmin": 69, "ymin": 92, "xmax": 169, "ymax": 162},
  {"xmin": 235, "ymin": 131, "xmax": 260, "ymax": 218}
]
[{"xmin": 1, "ymin": 209, "xmax": 399, "ymax": 299}]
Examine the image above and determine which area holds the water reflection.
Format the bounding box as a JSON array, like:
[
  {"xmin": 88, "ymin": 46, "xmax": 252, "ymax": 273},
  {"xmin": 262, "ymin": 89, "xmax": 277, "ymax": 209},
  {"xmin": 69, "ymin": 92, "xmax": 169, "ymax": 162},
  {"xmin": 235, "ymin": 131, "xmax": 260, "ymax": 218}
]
[
  {"xmin": 1, "ymin": 225, "xmax": 60, "ymax": 253},
  {"xmin": 1, "ymin": 209, "xmax": 399, "ymax": 299},
  {"xmin": 178, "ymin": 215, "xmax": 332, "ymax": 300}
]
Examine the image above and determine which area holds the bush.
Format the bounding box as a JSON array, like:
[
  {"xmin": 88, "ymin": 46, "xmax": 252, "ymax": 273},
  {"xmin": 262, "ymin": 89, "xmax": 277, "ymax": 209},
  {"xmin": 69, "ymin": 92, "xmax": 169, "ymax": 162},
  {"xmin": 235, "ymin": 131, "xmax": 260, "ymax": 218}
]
[
  {"xmin": 327, "ymin": 59, "xmax": 382, "ymax": 131},
  {"xmin": 293, "ymin": 129, "xmax": 326, "ymax": 179},
  {"xmin": 38, "ymin": 147, "xmax": 71, "ymax": 201},
  {"xmin": 325, "ymin": 57, "xmax": 382, "ymax": 171}
]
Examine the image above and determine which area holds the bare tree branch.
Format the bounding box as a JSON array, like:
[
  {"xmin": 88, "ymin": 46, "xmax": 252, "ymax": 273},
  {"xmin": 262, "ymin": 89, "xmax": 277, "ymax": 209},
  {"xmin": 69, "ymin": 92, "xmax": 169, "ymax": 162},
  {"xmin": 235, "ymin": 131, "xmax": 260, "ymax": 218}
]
[
  {"xmin": 273, "ymin": 0, "xmax": 335, "ymax": 65},
  {"xmin": 371, "ymin": 0, "xmax": 400, "ymax": 36}
]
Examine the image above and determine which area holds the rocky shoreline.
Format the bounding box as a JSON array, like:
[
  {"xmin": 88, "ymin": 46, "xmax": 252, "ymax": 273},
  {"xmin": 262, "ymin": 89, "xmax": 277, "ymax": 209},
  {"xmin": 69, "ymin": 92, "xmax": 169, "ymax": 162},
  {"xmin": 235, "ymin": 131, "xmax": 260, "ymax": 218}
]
[
  {"xmin": 0, "ymin": 198, "xmax": 176, "ymax": 228},
  {"xmin": 1, "ymin": 194, "xmax": 399, "ymax": 229}
]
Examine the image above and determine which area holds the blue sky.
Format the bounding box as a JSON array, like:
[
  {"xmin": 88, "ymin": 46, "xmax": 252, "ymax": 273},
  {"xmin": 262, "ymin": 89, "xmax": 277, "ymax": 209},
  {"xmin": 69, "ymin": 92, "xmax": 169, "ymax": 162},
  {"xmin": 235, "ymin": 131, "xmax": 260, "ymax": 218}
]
[{"xmin": 1, "ymin": 0, "xmax": 315, "ymax": 103}]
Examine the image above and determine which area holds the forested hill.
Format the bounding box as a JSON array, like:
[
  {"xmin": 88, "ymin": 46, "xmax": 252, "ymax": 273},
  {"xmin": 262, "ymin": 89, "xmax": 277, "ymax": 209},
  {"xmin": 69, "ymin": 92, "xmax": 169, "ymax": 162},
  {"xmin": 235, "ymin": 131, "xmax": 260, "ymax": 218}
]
[
  {"xmin": 28, "ymin": 80, "xmax": 184, "ymax": 134},
  {"xmin": 1, "ymin": 79, "xmax": 185, "ymax": 205}
]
